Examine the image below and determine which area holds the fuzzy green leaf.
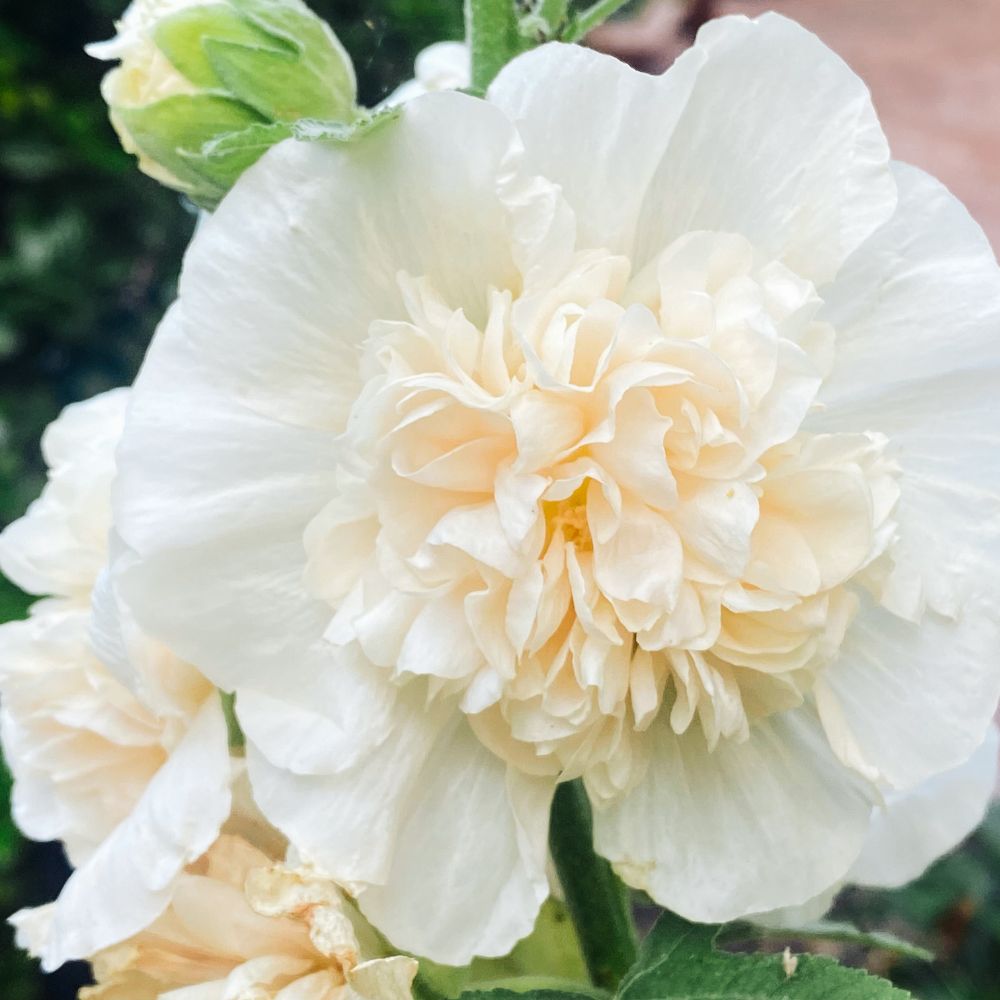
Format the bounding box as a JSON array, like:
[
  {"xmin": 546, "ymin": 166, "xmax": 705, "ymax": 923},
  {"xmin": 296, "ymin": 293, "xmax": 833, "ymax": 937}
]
[
  {"xmin": 181, "ymin": 120, "xmax": 291, "ymax": 190},
  {"xmin": 287, "ymin": 106, "xmax": 400, "ymax": 146},
  {"xmin": 174, "ymin": 108, "xmax": 397, "ymax": 208},
  {"xmin": 460, "ymin": 989, "xmax": 591, "ymax": 1000},
  {"xmin": 616, "ymin": 912, "xmax": 914, "ymax": 1000}
]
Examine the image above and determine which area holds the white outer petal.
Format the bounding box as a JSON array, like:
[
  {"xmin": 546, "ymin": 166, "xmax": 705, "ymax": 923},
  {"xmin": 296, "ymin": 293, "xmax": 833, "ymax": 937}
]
[
  {"xmin": 113, "ymin": 92, "xmax": 538, "ymax": 705},
  {"xmin": 113, "ymin": 303, "xmax": 342, "ymax": 705},
  {"xmin": 244, "ymin": 685, "xmax": 451, "ymax": 889},
  {"xmin": 91, "ymin": 544, "xmax": 213, "ymax": 721},
  {"xmin": 755, "ymin": 725, "xmax": 999, "ymax": 924},
  {"xmin": 849, "ymin": 724, "xmax": 999, "ymax": 888},
  {"xmin": 0, "ymin": 608, "xmax": 163, "ymax": 862},
  {"xmin": 360, "ymin": 722, "xmax": 552, "ymax": 964},
  {"xmin": 820, "ymin": 591, "xmax": 1000, "ymax": 791},
  {"xmin": 489, "ymin": 40, "xmax": 705, "ymax": 256},
  {"xmin": 247, "ymin": 696, "xmax": 551, "ymax": 965},
  {"xmin": 38, "ymin": 698, "xmax": 231, "ymax": 970},
  {"xmin": 234, "ymin": 643, "xmax": 397, "ymax": 776},
  {"xmin": 490, "ymin": 15, "xmax": 895, "ymax": 280},
  {"xmin": 635, "ymin": 13, "xmax": 895, "ymax": 281},
  {"xmin": 809, "ymin": 163, "xmax": 1000, "ymax": 793},
  {"xmin": 170, "ymin": 90, "xmax": 523, "ymax": 426},
  {"xmin": 593, "ymin": 707, "xmax": 875, "ymax": 921},
  {"xmin": 9, "ymin": 904, "xmax": 54, "ymax": 959},
  {"xmin": 814, "ymin": 162, "xmax": 1000, "ymax": 624}
]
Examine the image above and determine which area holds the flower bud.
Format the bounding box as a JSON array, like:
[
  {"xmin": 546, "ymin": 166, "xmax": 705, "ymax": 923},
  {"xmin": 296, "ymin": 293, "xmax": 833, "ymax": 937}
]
[
  {"xmin": 88, "ymin": 0, "xmax": 357, "ymax": 206},
  {"xmin": 381, "ymin": 41, "xmax": 470, "ymax": 108}
]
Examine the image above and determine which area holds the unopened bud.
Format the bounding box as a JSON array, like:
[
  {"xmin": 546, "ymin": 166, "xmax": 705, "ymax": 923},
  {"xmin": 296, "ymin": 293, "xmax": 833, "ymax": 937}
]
[{"xmin": 88, "ymin": 0, "xmax": 357, "ymax": 207}]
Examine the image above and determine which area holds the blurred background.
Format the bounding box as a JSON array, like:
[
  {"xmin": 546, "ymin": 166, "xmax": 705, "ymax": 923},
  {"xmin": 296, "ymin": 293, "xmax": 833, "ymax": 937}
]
[{"xmin": 0, "ymin": 0, "xmax": 997, "ymax": 996}]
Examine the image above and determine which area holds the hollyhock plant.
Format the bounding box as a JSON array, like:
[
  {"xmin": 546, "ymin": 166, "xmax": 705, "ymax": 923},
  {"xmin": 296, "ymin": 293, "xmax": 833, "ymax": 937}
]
[
  {"xmin": 108, "ymin": 8, "xmax": 1000, "ymax": 970},
  {"xmin": 4, "ymin": 1, "xmax": 1000, "ymax": 996},
  {"xmin": 0, "ymin": 391, "xmax": 232, "ymax": 970}
]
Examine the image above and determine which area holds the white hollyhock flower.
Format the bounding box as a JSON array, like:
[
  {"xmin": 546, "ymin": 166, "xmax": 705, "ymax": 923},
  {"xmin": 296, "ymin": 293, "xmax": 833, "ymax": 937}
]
[
  {"xmin": 15, "ymin": 835, "xmax": 417, "ymax": 1000},
  {"xmin": 0, "ymin": 390, "xmax": 232, "ymax": 970},
  {"xmin": 382, "ymin": 41, "xmax": 470, "ymax": 107},
  {"xmin": 113, "ymin": 13, "xmax": 1000, "ymax": 963}
]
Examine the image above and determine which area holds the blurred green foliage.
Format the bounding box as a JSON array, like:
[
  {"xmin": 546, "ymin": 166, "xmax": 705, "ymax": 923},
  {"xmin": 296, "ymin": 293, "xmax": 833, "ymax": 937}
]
[{"xmin": 1, "ymin": 1, "xmax": 998, "ymax": 999}]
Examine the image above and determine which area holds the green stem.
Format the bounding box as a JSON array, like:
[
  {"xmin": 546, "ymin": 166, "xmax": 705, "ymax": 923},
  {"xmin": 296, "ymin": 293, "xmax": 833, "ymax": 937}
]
[
  {"xmin": 564, "ymin": 0, "xmax": 633, "ymax": 42},
  {"xmin": 549, "ymin": 780, "xmax": 638, "ymax": 991},
  {"xmin": 465, "ymin": 0, "xmax": 523, "ymax": 94},
  {"xmin": 219, "ymin": 690, "xmax": 244, "ymax": 750}
]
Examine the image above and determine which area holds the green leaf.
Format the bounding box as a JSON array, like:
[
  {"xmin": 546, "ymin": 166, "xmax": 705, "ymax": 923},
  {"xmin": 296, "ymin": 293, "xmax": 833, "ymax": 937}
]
[
  {"xmin": 722, "ymin": 920, "xmax": 933, "ymax": 963},
  {"xmin": 174, "ymin": 107, "xmax": 397, "ymax": 208},
  {"xmin": 470, "ymin": 898, "xmax": 590, "ymax": 985},
  {"xmin": 616, "ymin": 912, "xmax": 914, "ymax": 1000},
  {"xmin": 415, "ymin": 899, "xmax": 590, "ymax": 999},
  {"xmin": 290, "ymin": 105, "xmax": 400, "ymax": 143},
  {"xmin": 460, "ymin": 989, "xmax": 591, "ymax": 1000},
  {"xmin": 182, "ymin": 119, "xmax": 292, "ymax": 190}
]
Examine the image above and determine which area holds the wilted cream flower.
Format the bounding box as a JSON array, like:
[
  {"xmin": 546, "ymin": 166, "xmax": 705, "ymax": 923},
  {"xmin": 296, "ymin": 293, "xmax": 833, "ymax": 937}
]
[
  {"xmin": 114, "ymin": 14, "xmax": 1000, "ymax": 963},
  {"xmin": 382, "ymin": 42, "xmax": 470, "ymax": 107},
  {"xmin": 0, "ymin": 389, "xmax": 124, "ymax": 601},
  {"xmin": 0, "ymin": 390, "xmax": 232, "ymax": 970},
  {"xmin": 16, "ymin": 835, "xmax": 417, "ymax": 1000},
  {"xmin": 87, "ymin": 0, "xmax": 357, "ymax": 205}
]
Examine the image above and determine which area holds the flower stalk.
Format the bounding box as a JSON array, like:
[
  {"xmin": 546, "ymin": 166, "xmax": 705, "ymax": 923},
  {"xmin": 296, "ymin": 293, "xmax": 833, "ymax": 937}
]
[
  {"xmin": 464, "ymin": 0, "xmax": 525, "ymax": 94},
  {"xmin": 549, "ymin": 780, "xmax": 638, "ymax": 991}
]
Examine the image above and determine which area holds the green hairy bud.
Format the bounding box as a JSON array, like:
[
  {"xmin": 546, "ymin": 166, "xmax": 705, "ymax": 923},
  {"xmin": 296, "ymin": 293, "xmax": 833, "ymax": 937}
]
[{"xmin": 88, "ymin": 0, "xmax": 357, "ymax": 207}]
